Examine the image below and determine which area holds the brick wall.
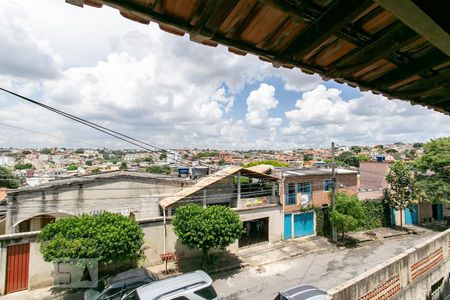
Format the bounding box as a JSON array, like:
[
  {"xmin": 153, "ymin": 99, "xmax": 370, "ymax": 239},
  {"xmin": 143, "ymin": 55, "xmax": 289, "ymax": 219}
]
[
  {"xmin": 359, "ymin": 161, "xmax": 390, "ymax": 190},
  {"xmin": 283, "ymin": 173, "xmax": 357, "ymax": 208}
]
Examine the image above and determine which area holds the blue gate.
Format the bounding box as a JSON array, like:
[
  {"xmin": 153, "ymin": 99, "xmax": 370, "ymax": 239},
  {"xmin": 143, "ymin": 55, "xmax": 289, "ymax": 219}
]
[
  {"xmin": 405, "ymin": 205, "xmax": 419, "ymax": 225},
  {"xmin": 284, "ymin": 214, "xmax": 292, "ymax": 240},
  {"xmin": 294, "ymin": 212, "xmax": 314, "ymax": 238}
]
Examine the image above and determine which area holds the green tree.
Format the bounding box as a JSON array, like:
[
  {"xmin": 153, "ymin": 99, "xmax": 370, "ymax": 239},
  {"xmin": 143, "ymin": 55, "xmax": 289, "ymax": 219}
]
[
  {"xmin": 14, "ymin": 163, "xmax": 34, "ymax": 170},
  {"xmin": 85, "ymin": 160, "xmax": 93, "ymax": 166},
  {"xmin": 91, "ymin": 167, "xmax": 101, "ymax": 174},
  {"xmin": 66, "ymin": 164, "xmax": 79, "ymax": 171},
  {"xmin": 350, "ymin": 146, "xmax": 361, "ymax": 154},
  {"xmin": 39, "ymin": 212, "xmax": 144, "ymax": 264},
  {"xmin": 143, "ymin": 157, "xmax": 154, "ymax": 163},
  {"xmin": 75, "ymin": 148, "xmax": 84, "ymax": 154},
  {"xmin": 172, "ymin": 204, "xmax": 243, "ymax": 266},
  {"xmin": 146, "ymin": 165, "xmax": 171, "ymax": 175},
  {"xmin": 40, "ymin": 148, "xmax": 51, "ymax": 155},
  {"xmin": 22, "ymin": 150, "xmax": 31, "ymax": 155},
  {"xmin": 330, "ymin": 193, "xmax": 365, "ymax": 240},
  {"xmin": 218, "ymin": 158, "xmax": 226, "ymax": 166},
  {"xmin": 303, "ymin": 154, "xmax": 313, "ymax": 161},
  {"xmin": 0, "ymin": 166, "xmax": 19, "ymax": 189},
  {"xmin": 159, "ymin": 151, "xmax": 167, "ymax": 161},
  {"xmin": 243, "ymin": 160, "xmax": 288, "ymax": 168},
  {"xmin": 413, "ymin": 143, "xmax": 423, "ymax": 148},
  {"xmin": 414, "ymin": 137, "xmax": 450, "ymax": 204},
  {"xmin": 385, "ymin": 161, "xmax": 415, "ymax": 227},
  {"xmin": 385, "ymin": 148, "xmax": 398, "ymax": 154},
  {"xmin": 119, "ymin": 161, "xmax": 128, "ymax": 170}
]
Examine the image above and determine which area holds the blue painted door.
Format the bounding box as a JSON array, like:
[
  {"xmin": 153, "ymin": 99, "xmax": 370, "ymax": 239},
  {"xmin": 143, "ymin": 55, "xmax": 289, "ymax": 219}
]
[
  {"xmin": 437, "ymin": 204, "xmax": 443, "ymax": 221},
  {"xmin": 284, "ymin": 214, "xmax": 292, "ymax": 240},
  {"xmin": 293, "ymin": 212, "xmax": 314, "ymax": 238},
  {"xmin": 405, "ymin": 205, "xmax": 418, "ymax": 225}
]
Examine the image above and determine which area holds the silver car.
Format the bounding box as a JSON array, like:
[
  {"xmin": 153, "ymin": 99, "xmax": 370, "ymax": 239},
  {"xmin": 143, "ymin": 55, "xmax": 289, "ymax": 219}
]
[
  {"xmin": 277, "ymin": 285, "xmax": 330, "ymax": 300},
  {"xmin": 121, "ymin": 270, "xmax": 218, "ymax": 300}
]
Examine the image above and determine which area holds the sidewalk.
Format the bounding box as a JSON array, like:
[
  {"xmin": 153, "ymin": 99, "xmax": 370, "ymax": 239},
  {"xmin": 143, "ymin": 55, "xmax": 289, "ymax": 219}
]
[
  {"xmin": 238, "ymin": 236, "xmax": 335, "ymax": 266},
  {"xmin": 345, "ymin": 226, "xmax": 423, "ymax": 243}
]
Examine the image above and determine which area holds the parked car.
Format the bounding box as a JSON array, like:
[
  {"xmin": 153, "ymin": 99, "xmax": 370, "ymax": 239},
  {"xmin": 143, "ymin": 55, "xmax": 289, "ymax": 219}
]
[
  {"xmin": 276, "ymin": 285, "xmax": 330, "ymax": 300},
  {"xmin": 121, "ymin": 270, "xmax": 218, "ymax": 300},
  {"xmin": 84, "ymin": 268, "xmax": 158, "ymax": 300}
]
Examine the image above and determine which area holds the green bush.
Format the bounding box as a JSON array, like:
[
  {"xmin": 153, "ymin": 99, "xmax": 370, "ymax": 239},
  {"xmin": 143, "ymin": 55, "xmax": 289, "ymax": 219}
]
[
  {"xmin": 315, "ymin": 206, "xmax": 331, "ymax": 237},
  {"xmin": 172, "ymin": 204, "xmax": 243, "ymax": 264},
  {"xmin": 243, "ymin": 160, "xmax": 288, "ymax": 168},
  {"xmin": 39, "ymin": 212, "xmax": 144, "ymax": 264},
  {"xmin": 359, "ymin": 200, "xmax": 390, "ymax": 230}
]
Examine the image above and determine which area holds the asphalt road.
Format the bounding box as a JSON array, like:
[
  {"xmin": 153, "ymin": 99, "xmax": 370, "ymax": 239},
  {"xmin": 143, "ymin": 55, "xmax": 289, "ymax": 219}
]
[{"xmin": 212, "ymin": 230, "xmax": 437, "ymax": 300}]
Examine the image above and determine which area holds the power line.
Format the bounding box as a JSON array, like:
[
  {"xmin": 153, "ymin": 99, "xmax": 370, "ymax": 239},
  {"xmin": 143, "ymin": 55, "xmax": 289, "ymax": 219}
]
[
  {"xmin": 0, "ymin": 87, "xmax": 196, "ymax": 167},
  {"xmin": 0, "ymin": 122, "xmax": 103, "ymax": 148}
]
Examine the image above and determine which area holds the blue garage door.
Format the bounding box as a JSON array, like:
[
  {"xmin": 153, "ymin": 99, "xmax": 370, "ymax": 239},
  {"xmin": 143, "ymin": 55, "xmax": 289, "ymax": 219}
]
[
  {"xmin": 284, "ymin": 214, "xmax": 292, "ymax": 240},
  {"xmin": 294, "ymin": 212, "xmax": 314, "ymax": 238},
  {"xmin": 405, "ymin": 205, "xmax": 418, "ymax": 225}
]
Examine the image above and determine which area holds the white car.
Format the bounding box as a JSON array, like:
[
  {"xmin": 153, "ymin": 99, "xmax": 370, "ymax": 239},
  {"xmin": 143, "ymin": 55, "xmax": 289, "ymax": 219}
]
[
  {"xmin": 121, "ymin": 270, "xmax": 218, "ymax": 300},
  {"xmin": 277, "ymin": 285, "xmax": 330, "ymax": 300}
]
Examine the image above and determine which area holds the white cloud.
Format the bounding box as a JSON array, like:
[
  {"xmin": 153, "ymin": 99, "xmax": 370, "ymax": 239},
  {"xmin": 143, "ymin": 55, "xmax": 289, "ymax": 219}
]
[
  {"xmin": 282, "ymin": 85, "xmax": 450, "ymax": 147},
  {"xmin": 245, "ymin": 83, "xmax": 282, "ymax": 129},
  {"xmin": 0, "ymin": 2, "xmax": 62, "ymax": 79}
]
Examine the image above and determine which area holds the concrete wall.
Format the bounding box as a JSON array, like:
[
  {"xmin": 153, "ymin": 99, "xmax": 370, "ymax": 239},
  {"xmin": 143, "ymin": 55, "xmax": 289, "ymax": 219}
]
[
  {"xmin": 5, "ymin": 176, "xmax": 188, "ymax": 234},
  {"xmin": 140, "ymin": 204, "xmax": 283, "ymax": 265},
  {"xmin": 0, "ymin": 232, "xmax": 52, "ymax": 295},
  {"xmin": 329, "ymin": 229, "xmax": 450, "ymax": 300}
]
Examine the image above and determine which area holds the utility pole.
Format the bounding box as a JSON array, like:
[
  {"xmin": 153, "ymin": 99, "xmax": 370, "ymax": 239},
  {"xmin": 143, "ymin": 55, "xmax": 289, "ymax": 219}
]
[{"xmin": 331, "ymin": 142, "xmax": 337, "ymax": 242}]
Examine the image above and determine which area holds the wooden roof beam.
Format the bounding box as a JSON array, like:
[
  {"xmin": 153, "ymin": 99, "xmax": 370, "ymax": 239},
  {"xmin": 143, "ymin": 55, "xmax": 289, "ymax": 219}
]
[
  {"xmin": 376, "ymin": 0, "xmax": 450, "ymax": 56},
  {"xmin": 330, "ymin": 22, "xmax": 418, "ymax": 78},
  {"xmin": 391, "ymin": 68, "xmax": 450, "ymax": 99},
  {"xmin": 374, "ymin": 48, "xmax": 448, "ymax": 88},
  {"xmin": 273, "ymin": 0, "xmax": 371, "ymax": 63}
]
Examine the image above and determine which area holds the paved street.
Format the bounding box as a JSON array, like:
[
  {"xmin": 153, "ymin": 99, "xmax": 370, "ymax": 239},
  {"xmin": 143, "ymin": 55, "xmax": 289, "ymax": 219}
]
[{"xmin": 212, "ymin": 229, "xmax": 437, "ymax": 299}]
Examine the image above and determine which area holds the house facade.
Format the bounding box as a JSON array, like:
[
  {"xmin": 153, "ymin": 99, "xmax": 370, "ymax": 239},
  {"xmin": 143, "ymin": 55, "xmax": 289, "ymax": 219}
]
[
  {"xmin": 3, "ymin": 171, "xmax": 190, "ymax": 234},
  {"xmin": 272, "ymin": 168, "xmax": 358, "ymax": 241}
]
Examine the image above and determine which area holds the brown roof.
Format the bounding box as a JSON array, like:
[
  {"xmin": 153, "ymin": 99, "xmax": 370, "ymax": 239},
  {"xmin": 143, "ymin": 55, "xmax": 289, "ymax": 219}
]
[
  {"xmin": 68, "ymin": 0, "xmax": 450, "ymax": 114},
  {"xmin": 159, "ymin": 166, "xmax": 277, "ymax": 208}
]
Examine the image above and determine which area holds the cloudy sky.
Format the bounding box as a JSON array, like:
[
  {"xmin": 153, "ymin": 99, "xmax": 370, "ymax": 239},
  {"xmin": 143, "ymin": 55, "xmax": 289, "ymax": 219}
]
[{"xmin": 0, "ymin": 1, "xmax": 449, "ymax": 150}]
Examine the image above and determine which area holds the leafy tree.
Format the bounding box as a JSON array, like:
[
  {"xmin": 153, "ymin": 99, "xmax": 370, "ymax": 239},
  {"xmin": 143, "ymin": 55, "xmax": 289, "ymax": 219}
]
[
  {"xmin": 22, "ymin": 150, "xmax": 31, "ymax": 155},
  {"xmin": 39, "ymin": 212, "xmax": 144, "ymax": 264},
  {"xmin": 243, "ymin": 160, "xmax": 288, "ymax": 168},
  {"xmin": 385, "ymin": 148, "xmax": 398, "ymax": 154},
  {"xmin": 85, "ymin": 160, "xmax": 93, "ymax": 166},
  {"xmin": 195, "ymin": 151, "xmax": 219, "ymax": 158},
  {"xmin": 172, "ymin": 204, "xmax": 243, "ymax": 265},
  {"xmin": 414, "ymin": 137, "xmax": 450, "ymax": 204},
  {"xmin": 40, "ymin": 148, "xmax": 52, "ymax": 155},
  {"xmin": 330, "ymin": 193, "xmax": 365, "ymax": 240},
  {"xmin": 75, "ymin": 148, "xmax": 84, "ymax": 154},
  {"xmin": 66, "ymin": 164, "xmax": 79, "ymax": 171},
  {"xmin": 119, "ymin": 161, "xmax": 128, "ymax": 170},
  {"xmin": 143, "ymin": 157, "xmax": 154, "ymax": 163},
  {"xmin": 91, "ymin": 167, "xmax": 101, "ymax": 174},
  {"xmin": 218, "ymin": 158, "xmax": 226, "ymax": 166},
  {"xmin": 14, "ymin": 163, "xmax": 34, "ymax": 170},
  {"xmin": 159, "ymin": 151, "xmax": 167, "ymax": 161},
  {"xmin": 413, "ymin": 143, "xmax": 423, "ymax": 148},
  {"xmin": 146, "ymin": 165, "xmax": 171, "ymax": 175},
  {"xmin": 303, "ymin": 154, "xmax": 313, "ymax": 161},
  {"xmin": 350, "ymin": 146, "xmax": 361, "ymax": 154},
  {"xmin": 385, "ymin": 161, "xmax": 415, "ymax": 227},
  {"xmin": 0, "ymin": 166, "xmax": 19, "ymax": 189}
]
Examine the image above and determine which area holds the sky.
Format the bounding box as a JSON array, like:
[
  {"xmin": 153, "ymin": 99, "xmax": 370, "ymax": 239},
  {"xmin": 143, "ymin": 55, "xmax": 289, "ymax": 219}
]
[{"xmin": 0, "ymin": 1, "xmax": 449, "ymax": 150}]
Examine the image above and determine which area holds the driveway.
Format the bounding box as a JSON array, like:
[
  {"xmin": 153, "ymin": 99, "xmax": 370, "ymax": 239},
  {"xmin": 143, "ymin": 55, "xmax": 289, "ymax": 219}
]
[{"xmin": 212, "ymin": 229, "xmax": 437, "ymax": 299}]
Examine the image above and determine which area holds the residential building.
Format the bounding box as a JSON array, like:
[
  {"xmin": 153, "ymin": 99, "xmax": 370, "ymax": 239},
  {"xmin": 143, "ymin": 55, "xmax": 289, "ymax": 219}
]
[
  {"xmin": 271, "ymin": 167, "xmax": 358, "ymax": 240},
  {"xmin": 159, "ymin": 166, "xmax": 282, "ymax": 248},
  {"xmin": 3, "ymin": 171, "xmax": 191, "ymax": 234}
]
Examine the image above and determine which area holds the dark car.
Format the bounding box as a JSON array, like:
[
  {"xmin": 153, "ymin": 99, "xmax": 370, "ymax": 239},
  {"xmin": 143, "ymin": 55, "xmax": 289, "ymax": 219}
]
[
  {"xmin": 276, "ymin": 285, "xmax": 330, "ymax": 300},
  {"xmin": 84, "ymin": 268, "xmax": 158, "ymax": 300}
]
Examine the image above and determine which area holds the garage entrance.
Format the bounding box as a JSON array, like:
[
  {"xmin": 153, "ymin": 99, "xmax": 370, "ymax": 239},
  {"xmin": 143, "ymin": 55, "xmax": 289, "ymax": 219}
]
[
  {"xmin": 284, "ymin": 212, "xmax": 315, "ymax": 240},
  {"xmin": 239, "ymin": 218, "xmax": 269, "ymax": 247},
  {"xmin": 5, "ymin": 243, "xmax": 30, "ymax": 294}
]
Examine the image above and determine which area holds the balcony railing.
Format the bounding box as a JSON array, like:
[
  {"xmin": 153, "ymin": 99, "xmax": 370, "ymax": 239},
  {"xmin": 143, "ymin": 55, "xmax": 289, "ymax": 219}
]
[{"xmin": 237, "ymin": 195, "xmax": 279, "ymax": 208}]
